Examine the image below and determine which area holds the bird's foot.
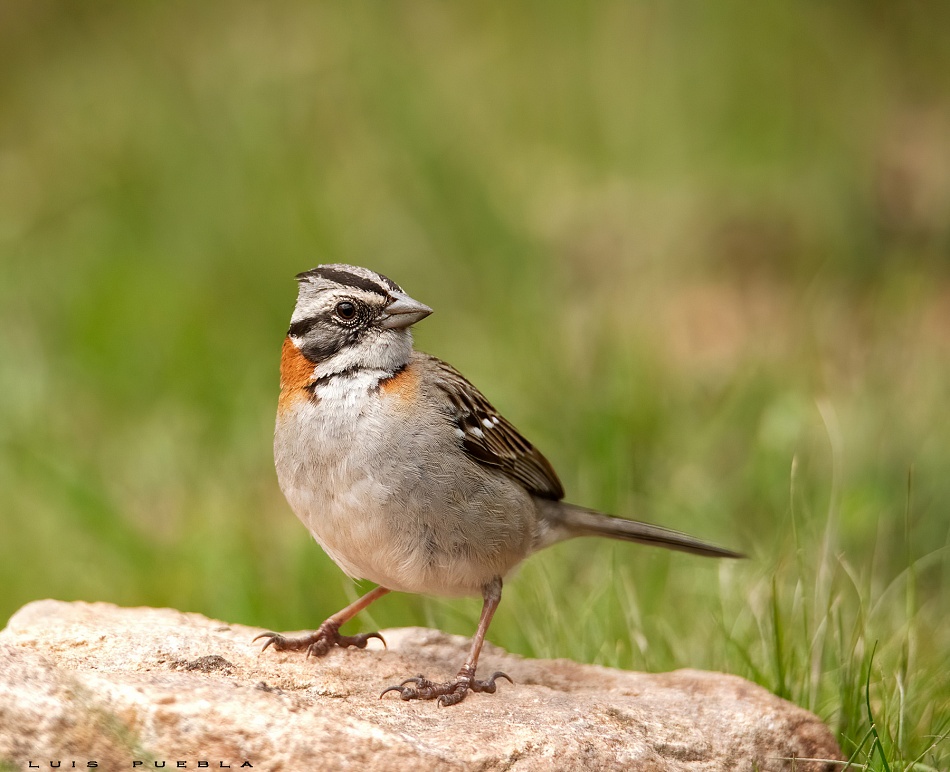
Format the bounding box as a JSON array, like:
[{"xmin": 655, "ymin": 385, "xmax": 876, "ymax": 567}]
[
  {"xmin": 379, "ymin": 665, "xmax": 512, "ymax": 706},
  {"xmin": 254, "ymin": 621, "xmax": 385, "ymax": 658}
]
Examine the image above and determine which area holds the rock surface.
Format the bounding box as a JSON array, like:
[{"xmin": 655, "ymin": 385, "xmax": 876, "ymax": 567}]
[{"xmin": 0, "ymin": 600, "xmax": 842, "ymax": 771}]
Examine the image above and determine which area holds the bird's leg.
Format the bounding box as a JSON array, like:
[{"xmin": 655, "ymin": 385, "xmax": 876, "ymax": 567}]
[
  {"xmin": 380, "ymin": 577, "xmax": 511, "ymax": 706},
  {"xmin": 255, "ymin": 585, "xmax": 390, "ymax": 658}
]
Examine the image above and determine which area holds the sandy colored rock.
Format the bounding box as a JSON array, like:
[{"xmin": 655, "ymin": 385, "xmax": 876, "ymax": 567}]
[{"xmin": 0, "ymin": 600, "xmax": 842, "ymax": 771}]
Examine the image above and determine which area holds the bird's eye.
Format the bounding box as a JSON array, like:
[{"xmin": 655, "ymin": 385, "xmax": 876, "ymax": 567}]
[{"xmin": 335, "ymin": 301, "xmax": 357, "ymax": 321}]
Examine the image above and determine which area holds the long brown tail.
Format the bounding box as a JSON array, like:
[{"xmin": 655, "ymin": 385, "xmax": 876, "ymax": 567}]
[{"xmin": 540, "ymin": 501, "xmax": 744, "ymax": 559}]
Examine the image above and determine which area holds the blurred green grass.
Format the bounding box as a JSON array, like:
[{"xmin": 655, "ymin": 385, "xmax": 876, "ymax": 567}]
[{"xmin": 1, "ymin": 2, "xmax": 949, "ymax": 767}]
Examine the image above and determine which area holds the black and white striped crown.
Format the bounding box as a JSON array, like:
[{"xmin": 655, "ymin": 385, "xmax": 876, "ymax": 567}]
[{"xmin": 296, "ymin": 264, "xmax": 403, "ymax": 298}]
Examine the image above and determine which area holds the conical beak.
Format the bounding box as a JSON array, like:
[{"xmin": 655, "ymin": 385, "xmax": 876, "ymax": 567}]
[{"xmin": 380, "ymin": 291, "xmax": 433, "ymax": 329}]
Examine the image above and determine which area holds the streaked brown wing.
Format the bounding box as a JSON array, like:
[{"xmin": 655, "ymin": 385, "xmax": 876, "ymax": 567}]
[{"xmin": 426, "ymin": 355, "xmax": 564, "ymax": 500}]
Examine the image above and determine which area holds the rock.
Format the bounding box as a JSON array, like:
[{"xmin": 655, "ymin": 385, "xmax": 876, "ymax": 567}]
[{"xmin": 0, "ymin": 600, "xmax": 842, "ymax": 771}]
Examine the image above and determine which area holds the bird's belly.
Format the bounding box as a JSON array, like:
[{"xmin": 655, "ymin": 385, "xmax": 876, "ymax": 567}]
[
  {"xmin": 275, "ymin": 401, "xmax": 531, "ymax": 597},
  {"xmin": 282, "ymin": 475, "xmax": 404, "ymax": 588},
  {"xmin": 280, "ymin": 472, "xmax": 523, "ymax": 597}
]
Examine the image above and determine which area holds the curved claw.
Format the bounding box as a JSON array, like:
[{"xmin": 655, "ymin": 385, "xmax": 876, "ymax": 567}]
[
  {"xmin": 379, "ymin": 669, "xmax": 513, "ymax": 705},
  {"xmin": 437, "ymin": 693, "xmax": 463, "ymax": 708},
  {"xmin": 253, "ymin": 625, "xmax": 385, "ymax": 658},
  {"xmin": 333, "ymin": 630, "xmax": 387, "ymax": 653},
  {"xmin": 304, "ymin": 642, "xmax": 328, "ymax": 659},
  {"xmin": 253, "ymin": 632, "xmax": 280, "ymax": 652},
  {"xmin": 378, "ymin": 674, "xmax": 431, "ymax": 700}
]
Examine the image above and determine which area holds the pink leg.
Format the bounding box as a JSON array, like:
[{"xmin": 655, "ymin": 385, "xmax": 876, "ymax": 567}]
[
  {"xmin": 380, "ymin": 577, "xmax": 511, "ymax": 706},
  {"xmin": 255, "ymin": 585, "xmax": 390, "ymax": 658}
]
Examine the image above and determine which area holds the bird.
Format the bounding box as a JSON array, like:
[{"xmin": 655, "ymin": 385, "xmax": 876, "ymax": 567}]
[{"xmin": 256, "ymin": 264, "xmax": 743, "ymax": 706}]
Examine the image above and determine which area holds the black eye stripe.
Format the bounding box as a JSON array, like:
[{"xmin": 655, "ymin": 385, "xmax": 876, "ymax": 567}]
[
  {"xmin": 289, "ymin": 296, "xmax": 369, "ymax": 338},
  {"xmin": 299, "ymin": 328, "xmax": 353, "ymax": 363},
  {"xmin": 287, "ymin": 316, "xmax": 320, "ymax": 338}
]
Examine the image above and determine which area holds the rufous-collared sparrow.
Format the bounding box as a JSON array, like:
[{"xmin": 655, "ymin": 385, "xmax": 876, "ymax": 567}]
[{"xmin": 256, "ymin": 264, "xmax": 742, "ymax": 706}]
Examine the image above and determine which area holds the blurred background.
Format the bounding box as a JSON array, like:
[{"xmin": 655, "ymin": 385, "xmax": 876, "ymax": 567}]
[{"xmin": 1, "ymin": 2, "xmax": 948, "ymax": 765}]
